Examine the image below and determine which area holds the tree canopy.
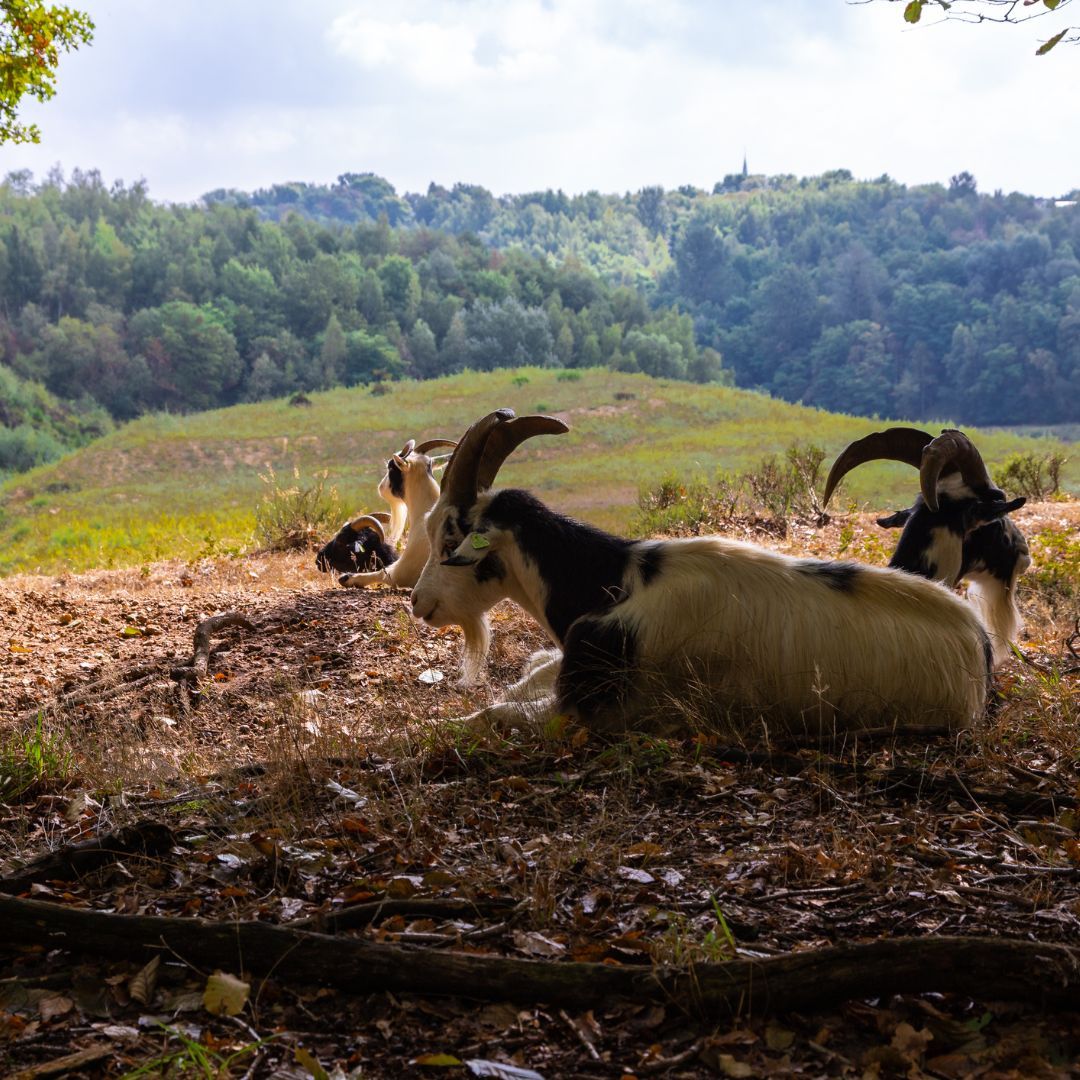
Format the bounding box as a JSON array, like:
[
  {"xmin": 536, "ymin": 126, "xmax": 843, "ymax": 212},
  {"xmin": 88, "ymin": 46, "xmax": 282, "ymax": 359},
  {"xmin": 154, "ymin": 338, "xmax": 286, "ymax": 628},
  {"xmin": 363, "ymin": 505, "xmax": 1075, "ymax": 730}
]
[{"xmin": 0, "ymin": 0, "xmax": 93, "ymax": 143}]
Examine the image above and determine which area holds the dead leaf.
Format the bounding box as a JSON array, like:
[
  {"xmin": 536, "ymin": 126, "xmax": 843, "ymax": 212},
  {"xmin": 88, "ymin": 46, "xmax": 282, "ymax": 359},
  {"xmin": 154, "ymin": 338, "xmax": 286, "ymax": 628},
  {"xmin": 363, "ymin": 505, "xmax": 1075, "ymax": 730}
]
[
  {"xmin": 511, "ymin": 931, "xmax": 566, "ymax": 957},
  {"xmin": 891, "ymin": 1021, "xmax": 933, "ymax": 1060},
  {"xmin": 202, "ymin": 971, "xmax": 249, "ymax": 1016},
  {"xmin": 715, "ymin": 1053, "xmax": 753, "ymax": 1077},
  {"xmin": 129, "ymin": 955, "xmax": 160, "ymax": 1006},
  {"xmin": 414, "ymin": 1052, "xmax": 464, "ymax": 1066},
  {"xmin": 764, "ymin": 1022, "xmax": 795, "ymax": 1051},
  {"xmin": 617, "ymin": 866, "xmax": 655, "ymax": 884},
  {"xmin": 466, "ymin": 1060, "xmax": 546, "ymax": 1079},
  {"xmin": 37, "ymin": 994, "xmax": 74, "ymax": 1022}
]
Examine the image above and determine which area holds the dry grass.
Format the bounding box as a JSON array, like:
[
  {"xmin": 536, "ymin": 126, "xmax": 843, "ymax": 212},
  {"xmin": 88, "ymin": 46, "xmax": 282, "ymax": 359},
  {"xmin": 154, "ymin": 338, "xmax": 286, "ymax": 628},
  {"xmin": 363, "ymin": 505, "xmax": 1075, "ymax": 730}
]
[{"xmin": 1, "ymin": 501, "xmax": 1078, "ymax": 1075}]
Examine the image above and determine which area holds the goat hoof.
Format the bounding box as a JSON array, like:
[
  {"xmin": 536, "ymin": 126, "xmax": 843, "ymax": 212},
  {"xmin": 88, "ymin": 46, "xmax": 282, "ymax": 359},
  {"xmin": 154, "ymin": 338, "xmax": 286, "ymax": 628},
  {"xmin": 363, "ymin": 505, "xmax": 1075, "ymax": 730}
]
[{"xmin": 338, "ymin": 574, "xmax": 353, "ymax": 587}]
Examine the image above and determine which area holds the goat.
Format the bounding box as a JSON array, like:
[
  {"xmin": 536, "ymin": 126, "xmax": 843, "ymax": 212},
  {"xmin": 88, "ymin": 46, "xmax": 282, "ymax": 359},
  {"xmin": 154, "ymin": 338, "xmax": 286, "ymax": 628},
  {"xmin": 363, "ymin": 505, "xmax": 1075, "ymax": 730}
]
[
  {"xmin": 822, "ymin": 428, "xmax": 1030, "ymax": 663},
  {"xmin": 336, "ymin": 436, "xmax": 494, "ymax": 685},
  {"xmin": 338, "ymin": 437, "xmax": 456, "ymax": 589},
  {"xmin": 411, "ymin": 409, "xmax": 993, "ymax": 736},
  {"xmin": 315, "ymin": 513, "xmax": 398, "ymax": 575},
  {"xmin": 377, "ymin": 438, "xmax": 421, "ymax": 546}
]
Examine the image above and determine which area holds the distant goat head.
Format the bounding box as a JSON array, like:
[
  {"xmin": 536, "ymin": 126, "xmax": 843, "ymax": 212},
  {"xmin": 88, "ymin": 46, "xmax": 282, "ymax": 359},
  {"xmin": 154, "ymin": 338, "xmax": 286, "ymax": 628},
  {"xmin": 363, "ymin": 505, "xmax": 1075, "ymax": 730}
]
[{"xmin": 316, "ymin": 512, "xmax": 397, "ymax": 575}]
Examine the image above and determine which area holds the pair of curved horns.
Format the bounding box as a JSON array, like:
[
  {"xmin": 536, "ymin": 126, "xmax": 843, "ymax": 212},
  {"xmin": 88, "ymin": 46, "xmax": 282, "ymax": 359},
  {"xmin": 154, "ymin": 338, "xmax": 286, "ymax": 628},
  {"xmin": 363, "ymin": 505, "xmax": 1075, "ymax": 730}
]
[
  {"xmin": 441, "ymin": 409, "xmax": 570, "ymax": 504},
  {"xmin": 823, "ymin": 428, "xmax": 998, "ymax": 512},
  {"xmin": 348, "ymin": 510, "xmax": 392, "ymax": 540}
]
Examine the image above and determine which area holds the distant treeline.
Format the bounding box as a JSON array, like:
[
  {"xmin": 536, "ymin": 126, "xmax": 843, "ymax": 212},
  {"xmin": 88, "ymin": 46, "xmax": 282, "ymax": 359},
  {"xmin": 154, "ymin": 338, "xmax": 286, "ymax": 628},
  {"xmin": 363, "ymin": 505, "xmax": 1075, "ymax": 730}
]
[
  {"xmin": 209, "ymin": 168, "xmax": 1080, "ymax": 427},
  {"xmin": 0, "ymin": 167, "xmax": 721, "ymax": 473},
  {"xmin": 2, "ymin": 166, "xmax": 1079, "ymax": 475}
]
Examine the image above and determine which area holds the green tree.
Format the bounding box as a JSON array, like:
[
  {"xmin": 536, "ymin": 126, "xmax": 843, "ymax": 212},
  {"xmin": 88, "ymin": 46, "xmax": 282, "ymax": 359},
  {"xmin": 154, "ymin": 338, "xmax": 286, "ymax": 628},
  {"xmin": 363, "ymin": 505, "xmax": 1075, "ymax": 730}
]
[
  {"xmin": 0, "ymin": 0, "xmax": 93, "ymax": 143},
  {"xmin": 319, "ymin": 312, "xmax": 347, "ymax": 388},
  {"xmin": 129, "ymin": 302, "xmax": 242, "ymax": 411}
]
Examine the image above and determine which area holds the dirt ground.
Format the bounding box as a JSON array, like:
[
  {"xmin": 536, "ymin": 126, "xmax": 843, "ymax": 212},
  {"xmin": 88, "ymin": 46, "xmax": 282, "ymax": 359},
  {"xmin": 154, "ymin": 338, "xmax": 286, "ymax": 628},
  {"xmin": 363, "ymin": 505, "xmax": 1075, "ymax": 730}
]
[{"xmin": 1, "ymin": 504, "xmax": 1078, "ymax": 1078}]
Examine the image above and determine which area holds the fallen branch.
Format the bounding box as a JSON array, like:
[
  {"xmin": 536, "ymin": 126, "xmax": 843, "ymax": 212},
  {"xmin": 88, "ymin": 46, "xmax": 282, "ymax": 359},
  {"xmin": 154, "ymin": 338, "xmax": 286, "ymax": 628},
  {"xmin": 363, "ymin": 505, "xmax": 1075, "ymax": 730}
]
[
  {"xmin": 171, "ymin": 612, "xmax": 257, "ymax": 683},
  {"xmin": 0, "ymin": 821, "xmax": 175, "ymax": 895},
  {"xmin": 0, "ymin": 895, "xmax": 1076, "ymax": 1015},
  {"xmin": 293, "ymin": 897, "xmax": 520, "ymax": 933}
]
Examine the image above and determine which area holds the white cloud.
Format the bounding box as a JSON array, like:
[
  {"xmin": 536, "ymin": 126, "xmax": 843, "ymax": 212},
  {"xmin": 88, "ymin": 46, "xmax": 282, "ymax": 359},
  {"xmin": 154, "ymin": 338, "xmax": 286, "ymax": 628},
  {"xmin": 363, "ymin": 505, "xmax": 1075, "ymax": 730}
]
[{"xmin": 2, "ymin": 0, "xmax": 1076, "ymax": 202}]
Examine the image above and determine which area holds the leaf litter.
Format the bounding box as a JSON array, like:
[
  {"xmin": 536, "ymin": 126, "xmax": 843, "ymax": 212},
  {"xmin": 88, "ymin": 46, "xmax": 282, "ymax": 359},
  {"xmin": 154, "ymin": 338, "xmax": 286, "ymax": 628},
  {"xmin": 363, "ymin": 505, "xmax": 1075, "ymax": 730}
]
[{"xmin": 0, "ymin": 502, "xmax": 1078, "ymax": 1076}]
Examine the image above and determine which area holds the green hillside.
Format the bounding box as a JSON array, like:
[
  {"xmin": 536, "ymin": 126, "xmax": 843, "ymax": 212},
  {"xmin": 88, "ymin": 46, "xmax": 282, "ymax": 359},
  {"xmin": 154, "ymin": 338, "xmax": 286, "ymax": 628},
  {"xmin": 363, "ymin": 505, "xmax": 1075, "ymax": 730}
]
[{"xmin": 0, "ymin": 369, "xmax": 1074, "ymax": 576}]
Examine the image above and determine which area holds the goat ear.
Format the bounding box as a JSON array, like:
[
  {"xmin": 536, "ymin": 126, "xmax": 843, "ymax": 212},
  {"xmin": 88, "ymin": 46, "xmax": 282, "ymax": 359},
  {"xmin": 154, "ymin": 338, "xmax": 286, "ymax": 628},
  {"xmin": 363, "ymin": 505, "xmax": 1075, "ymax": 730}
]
[
  {"xmin": 877, "ymin": 508, "xmax": 913, "ymax": 529},
  {"xmin": 968, "ymin": 496, "xmax": 1026, "ymax": 531},
  {"xmin": 392, "ymin": 454, "xmax": 409, "ymax": 470},
  {"xmin": 441, "ymin": 530, "xmax": 499, "ymax": 566}
]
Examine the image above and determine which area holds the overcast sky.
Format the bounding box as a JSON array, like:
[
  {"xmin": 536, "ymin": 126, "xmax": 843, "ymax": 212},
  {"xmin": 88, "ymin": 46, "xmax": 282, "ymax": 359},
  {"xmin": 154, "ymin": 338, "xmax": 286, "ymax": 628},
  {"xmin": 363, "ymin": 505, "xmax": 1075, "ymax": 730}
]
[{"xmin": 2, "ymin": 0, "xmax": 1076, "ymax": 203}]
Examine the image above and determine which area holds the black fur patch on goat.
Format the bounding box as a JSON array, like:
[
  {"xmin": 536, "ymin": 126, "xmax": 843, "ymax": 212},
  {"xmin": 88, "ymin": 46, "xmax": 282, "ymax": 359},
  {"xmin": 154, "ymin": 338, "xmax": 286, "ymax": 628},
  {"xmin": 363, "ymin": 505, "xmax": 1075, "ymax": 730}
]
[
  {"xmin": 474, "ymin": 552, "xmax": 506, "ymax": 585},
  {"xmin": 483, "ymin": 489, "xmax": 636, "ymax": 642},
  {"xmin": 638, "ymin": 543, "xmax": 665, "ymax": 586},
  {"xmin": 794, "ymin": 560, "xmax": 861, "ymax": 592},
  {"xmin": 558, "ymin": 616, "xmax": 637, "ymax": 723},
  {"xmin": 316, "ymin": 525, "xmax": 398, "ymax": 575},
  {"xmin": 386, "ymin": 458, "xmax": 405, "ymax": 499},
  {"xmin": 961, "ymin": 517, "xmax": 1029, "ymax": 584}
]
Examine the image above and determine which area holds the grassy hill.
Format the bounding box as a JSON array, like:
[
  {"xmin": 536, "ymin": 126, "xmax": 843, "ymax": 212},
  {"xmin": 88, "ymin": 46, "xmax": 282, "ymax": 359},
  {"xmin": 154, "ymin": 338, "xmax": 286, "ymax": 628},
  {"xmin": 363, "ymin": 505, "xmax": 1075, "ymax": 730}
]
[{"xmin": 1, "ymin": 369, "xmax": 1075, "ymax": 576}]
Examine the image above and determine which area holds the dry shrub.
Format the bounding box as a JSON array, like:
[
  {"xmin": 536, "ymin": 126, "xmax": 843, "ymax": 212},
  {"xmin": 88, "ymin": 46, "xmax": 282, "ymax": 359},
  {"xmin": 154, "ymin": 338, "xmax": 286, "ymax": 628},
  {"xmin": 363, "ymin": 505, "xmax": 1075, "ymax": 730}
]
[
  {"xmin": 995, "ymin": 450, "xmax": 1068, "ymax": 500},
  {"xmin": 254, "ymin": 466, "xmax": 341, "ymax": 553},
  {"xmin": 634, "ymin": 441, "xmax": 826, "ymax": 538}
]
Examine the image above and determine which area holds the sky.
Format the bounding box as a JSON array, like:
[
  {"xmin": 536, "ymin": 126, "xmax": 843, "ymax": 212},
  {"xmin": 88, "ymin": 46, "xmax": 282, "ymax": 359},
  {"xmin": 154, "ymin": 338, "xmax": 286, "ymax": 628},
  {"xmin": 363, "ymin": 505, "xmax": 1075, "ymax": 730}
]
[{"xmin": 2, "ymin": 0, "xmax": 1077, "ymax": 204}]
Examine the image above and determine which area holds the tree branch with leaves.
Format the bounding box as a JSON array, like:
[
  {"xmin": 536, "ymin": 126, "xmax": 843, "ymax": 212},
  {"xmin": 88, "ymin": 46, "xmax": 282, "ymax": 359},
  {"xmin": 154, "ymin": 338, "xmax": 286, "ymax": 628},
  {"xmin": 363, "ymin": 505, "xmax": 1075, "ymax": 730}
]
[
  {"xmin": 0, "ymin": 0, "xmax": 94, "ymax": 143},
  {"xmin": 855, "ymin": 0, "xmax": 1077, "ymax": 53}
]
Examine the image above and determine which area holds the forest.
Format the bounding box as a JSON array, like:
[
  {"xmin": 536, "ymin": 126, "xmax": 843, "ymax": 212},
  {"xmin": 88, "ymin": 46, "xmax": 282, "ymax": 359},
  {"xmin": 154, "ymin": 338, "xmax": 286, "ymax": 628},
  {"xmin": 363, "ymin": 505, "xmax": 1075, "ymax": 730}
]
[{"xmin": 2, "ymin": 166, "xmax": 1079, "ymax": 477}]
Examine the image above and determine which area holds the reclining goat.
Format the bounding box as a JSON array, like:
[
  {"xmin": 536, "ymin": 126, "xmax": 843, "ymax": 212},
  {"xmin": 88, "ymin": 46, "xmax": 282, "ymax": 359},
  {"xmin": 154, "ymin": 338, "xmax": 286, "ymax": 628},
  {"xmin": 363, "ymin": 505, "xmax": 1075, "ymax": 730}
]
[
  {"xmin": 822, "ymin": 427, "xmax": 1030, "ymax": 663},
  {"xmin": 411, "ymin": 410, "xmax": 994, "ymax": 736}
]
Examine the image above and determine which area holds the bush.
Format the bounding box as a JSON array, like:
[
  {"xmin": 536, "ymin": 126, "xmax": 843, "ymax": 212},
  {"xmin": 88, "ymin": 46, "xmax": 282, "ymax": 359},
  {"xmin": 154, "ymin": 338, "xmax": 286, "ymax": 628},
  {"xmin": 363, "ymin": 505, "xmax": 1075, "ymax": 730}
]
[
  {"xmin": 633, "ymin": 442, "xmax": 826, "ymax": 538},
  {"xmin": 254, "ymin": 467, "xmax": 342, "ymax": 553},
  {"xmin": 0, "ymin": 424, "xmax": 66, "ymax": 475},
  {"xmin": 995, "ymin": 451, "xmax": 1068, "ymax": 500}
]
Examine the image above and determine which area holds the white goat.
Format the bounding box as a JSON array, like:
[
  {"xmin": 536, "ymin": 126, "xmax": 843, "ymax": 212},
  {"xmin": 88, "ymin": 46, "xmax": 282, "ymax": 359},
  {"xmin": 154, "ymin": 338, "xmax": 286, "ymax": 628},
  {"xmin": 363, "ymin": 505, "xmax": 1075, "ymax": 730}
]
[
  {"xmin": 339, "ymin": 438, "xmax": 455, "ymax": 591},
  {"xmin": 411, "ymin": 410, "xmax": 994, "ymax": 736}
]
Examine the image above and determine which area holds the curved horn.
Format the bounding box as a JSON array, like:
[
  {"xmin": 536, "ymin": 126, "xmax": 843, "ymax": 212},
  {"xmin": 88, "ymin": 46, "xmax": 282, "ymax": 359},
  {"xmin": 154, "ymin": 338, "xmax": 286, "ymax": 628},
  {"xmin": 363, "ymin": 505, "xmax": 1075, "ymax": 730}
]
[
  {"xmin": 369, "ymin": 511, "xmax": 392, "ymax": 526},
  {"xmin": 822, "ymin": 428, "xmax": 933, "ymax": 508},
  {"xmin": 475, "ymin": 415, "xmax": 570, "ymax": 492},
  {"xmin": 347, "ymin": 514, "xmax": 385, "ymax": 541},
  {"xmin": 920, "ymin": 429, "xmax": 998, "ymax": 512},
  {"xmin": 440, "ymin": 409, "xmax": 517, "ymax": 504},
  {"xmin": 414, "ymin": 438, "xmax": 458, "ymax": 455}
]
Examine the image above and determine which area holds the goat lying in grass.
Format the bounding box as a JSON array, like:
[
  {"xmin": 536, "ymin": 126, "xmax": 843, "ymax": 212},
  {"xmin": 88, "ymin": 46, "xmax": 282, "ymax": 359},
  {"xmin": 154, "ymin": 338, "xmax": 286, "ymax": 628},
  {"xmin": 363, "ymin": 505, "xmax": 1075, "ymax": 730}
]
[
  {"xmin": 315, "ymin": 512, "xmax": 397, "ymax": 575},
  {"xmin": 411, "ymin": 409, "xmax": 993, "ymax": 736},
  {"xmin": 823, "ymin": 427, "xmax": 1030, "ymax": 664}
]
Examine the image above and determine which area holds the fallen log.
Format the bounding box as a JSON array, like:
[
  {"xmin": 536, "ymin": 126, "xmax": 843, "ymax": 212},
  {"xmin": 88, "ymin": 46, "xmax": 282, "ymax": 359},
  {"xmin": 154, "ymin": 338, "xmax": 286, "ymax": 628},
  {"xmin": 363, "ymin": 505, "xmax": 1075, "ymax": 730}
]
[
  {"xmin": 0, "ymin": 821, "xmax": 176, "ymax": 895},
  {"xmin": 0, "ymin": 895, "xmax": 1076, "ymax": 1016}
]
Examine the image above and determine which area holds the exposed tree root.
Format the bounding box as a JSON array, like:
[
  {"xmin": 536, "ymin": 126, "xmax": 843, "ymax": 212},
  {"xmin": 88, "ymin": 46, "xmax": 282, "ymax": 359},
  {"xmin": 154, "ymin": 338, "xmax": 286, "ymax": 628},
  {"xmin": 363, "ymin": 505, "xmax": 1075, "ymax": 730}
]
[
  {"xmin": 0, "ymin": 820, "xmax": 176, "ymax": 895},
  {"xmin": 0, "ymin": 895, "xmax": 1076, "ymax": 1015}
]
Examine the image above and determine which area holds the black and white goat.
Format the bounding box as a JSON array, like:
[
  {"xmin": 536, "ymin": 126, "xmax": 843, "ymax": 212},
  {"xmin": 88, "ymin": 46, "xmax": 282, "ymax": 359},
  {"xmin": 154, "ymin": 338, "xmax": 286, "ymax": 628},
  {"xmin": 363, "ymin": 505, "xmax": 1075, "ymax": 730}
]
[
  {"xmin": 411, "ymin": 409, "xmax": 993, "ymax": 735},
  {"xmin": 822, "ymin": 428, "xmax": 1030, "ymax": 663},
  {"xmin": 337, "ymin": 438, "xmax": 457, "ymax": 591},
  {"xmin": 316, "ymin": 512, "xmax": 398, "ymax": 575}
]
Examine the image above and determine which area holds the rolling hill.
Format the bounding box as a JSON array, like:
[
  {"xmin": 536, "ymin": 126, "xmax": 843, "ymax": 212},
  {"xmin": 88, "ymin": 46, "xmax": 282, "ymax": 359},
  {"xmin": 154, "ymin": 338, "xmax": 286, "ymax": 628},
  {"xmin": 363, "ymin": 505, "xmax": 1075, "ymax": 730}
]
[{"xmin": 0, "ymin": 369, "xmax": 1074, "ymax": 576}]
